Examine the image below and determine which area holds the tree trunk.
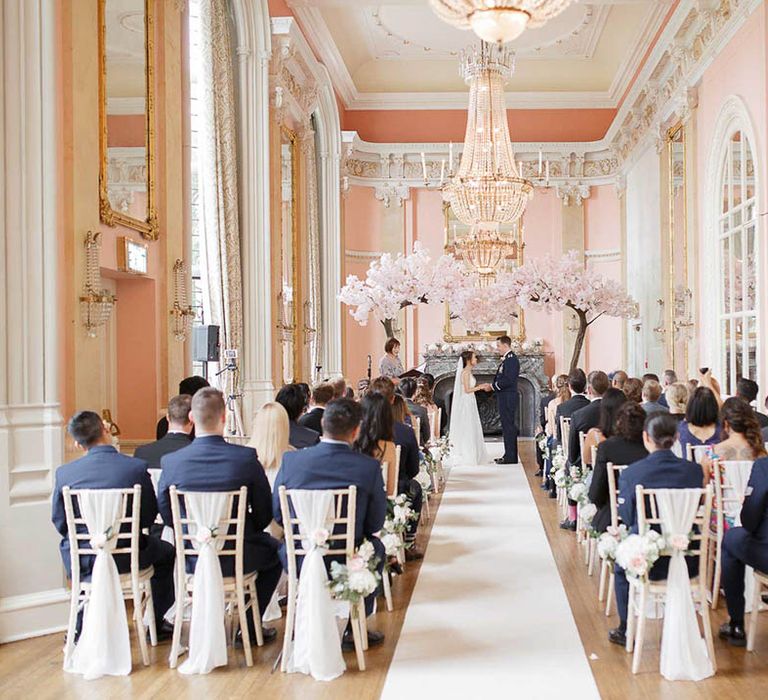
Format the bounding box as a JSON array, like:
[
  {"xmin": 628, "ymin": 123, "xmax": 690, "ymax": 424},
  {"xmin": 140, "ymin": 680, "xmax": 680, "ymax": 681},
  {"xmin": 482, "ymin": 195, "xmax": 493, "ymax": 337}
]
[
  {"xmin": 381, "ymin": 318, "xmax": 396, "ymax": 339},
  {"xmin": 569, "ymin": 310, "xmax": 588, "ymax": 372}
]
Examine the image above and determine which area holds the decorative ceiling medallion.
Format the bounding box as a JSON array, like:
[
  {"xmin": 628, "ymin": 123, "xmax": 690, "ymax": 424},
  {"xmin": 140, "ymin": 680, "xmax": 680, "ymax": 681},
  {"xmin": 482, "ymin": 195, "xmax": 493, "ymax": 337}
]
[{"xmin": 365, "ymin": 4, "xmax": 605, "ymax": 62}]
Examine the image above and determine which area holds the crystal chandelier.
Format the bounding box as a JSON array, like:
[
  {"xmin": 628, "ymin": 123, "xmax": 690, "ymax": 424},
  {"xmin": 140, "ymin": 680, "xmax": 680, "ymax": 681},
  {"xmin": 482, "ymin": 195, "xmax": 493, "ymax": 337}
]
[
  {"xmin": 80, "ymin": 230, "xmax": 116, "ymax": 338},
  {"xmin": 429, "ymin": 0, "xmax": 573, "ymax": 44},
  {"xmin": 442, "ymin": 42, "xmax": 532, "ymax": 283}
]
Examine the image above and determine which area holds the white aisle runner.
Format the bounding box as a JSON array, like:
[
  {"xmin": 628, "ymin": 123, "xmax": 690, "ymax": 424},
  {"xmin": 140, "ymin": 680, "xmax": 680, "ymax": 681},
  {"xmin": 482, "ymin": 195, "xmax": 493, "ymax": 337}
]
[{"xmin": 381, "ymin": 452, "xmax": 600, "ymax": 699}]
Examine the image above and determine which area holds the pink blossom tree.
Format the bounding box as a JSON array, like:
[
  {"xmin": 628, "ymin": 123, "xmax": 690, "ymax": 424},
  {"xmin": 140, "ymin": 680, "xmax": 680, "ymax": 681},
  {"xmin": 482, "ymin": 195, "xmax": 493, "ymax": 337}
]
[
  {"xmin": 500, "ymin": 251, "xmax": 638, "ymax": 370},
  {"xmin": 339, "ymin": 243, "xmax": 474, "ymax": 338}
]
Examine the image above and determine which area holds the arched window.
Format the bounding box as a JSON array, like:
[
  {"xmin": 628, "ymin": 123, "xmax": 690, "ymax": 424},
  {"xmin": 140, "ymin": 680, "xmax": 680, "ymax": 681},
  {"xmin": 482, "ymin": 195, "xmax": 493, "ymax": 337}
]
[{"xmin": 718, "ymin": 130, "xmax": 758, "ymax": 394}]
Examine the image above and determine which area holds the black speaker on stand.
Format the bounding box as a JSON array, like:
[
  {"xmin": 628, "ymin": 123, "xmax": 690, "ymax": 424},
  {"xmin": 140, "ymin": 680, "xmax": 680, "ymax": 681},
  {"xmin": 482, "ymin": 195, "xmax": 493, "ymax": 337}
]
[{"xmin": 192, "ymin": 325, "xmax": 220, "ymax": 380}]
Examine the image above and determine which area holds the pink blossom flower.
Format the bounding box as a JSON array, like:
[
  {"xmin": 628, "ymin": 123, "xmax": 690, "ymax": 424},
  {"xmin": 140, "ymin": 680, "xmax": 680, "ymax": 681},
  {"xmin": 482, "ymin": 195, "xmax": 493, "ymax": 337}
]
[{"xmin": 348, "ymin": 556, "xmax": 365, "ymax": 572}]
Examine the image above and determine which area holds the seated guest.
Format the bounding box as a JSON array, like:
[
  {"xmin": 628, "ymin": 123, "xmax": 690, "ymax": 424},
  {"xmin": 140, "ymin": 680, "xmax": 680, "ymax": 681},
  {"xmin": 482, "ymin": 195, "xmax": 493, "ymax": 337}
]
[
  {"xmin": 276, "ymin": 383, "xmax": 320, "ymax": 449},
  {"xmin": 355, "ymin": 393, "xmax": 397, "ymax": 494},
  {"xmin": 134, "ymin": 394, "xmax": 193, "ymax": 469},
  {"xmin": 701, "ymin": 397, "xmax": 766, "ymax": 481},
  {"xmin": 665, "ymin": 382, "xmax": 689, "ymax": 423},
  {"xmin": 400, "ymin": 376, "xmax": 431, "ymax": 445},
  {"xmin": 589, "ymin": 402, "xmax": 647, "ymax": 534},
  {"xmin": 296, "ymin": 382, "xmax": 311, "ymax": 410},
  {"xmin": 379, "ymin": 337, "xmax": 404, "ymax": 385},
  {"xmin": 622, "ymin": 377, "xmax": 643, "ymax": 404},
  {"xmin": 642, "ymin": 372, "xmax": 660, "ymax": 384},
  {"xmin": 156, "ymin": 375, "xmax": 209, "ymax": 439},
  {"xmin": 612, "ymin": 370, "xmax": 628, "ymax": 390},
  {"xmin": 546, "ymin": 374, "xmax": 570, "ymax": 439},
  {"xmin": 609, "ymin": 413, "xmax": 702, "ymax": 646},
  {"xmin": 678, "ymin": 386, "xmax": 721, "ymax": 457},
  {"xmin": 535, "ymin": 377, "xmax": 556, "ymax": 477},
  {"xmin": 330, "ymin": 376, "xmax": 347, "ymax": 400},
  {"xmin": 298, "ymin": 383, "xmax": 334, "ymax": 435},
  {"xmin": 719, "ymin": 454, "xmax": 768, "ymax": 646},
  {"xmin": 248, "ymin": 402, "xmax": 294, "ymax": 486},
  {"xmin": 344, "ymin": 387, "xmax": 355, "ymax": 400},
  {"xmin": 369, "ymin": 376, "xmax": 423, "ymax": 559},
  {"xmin": 158, "ymin": 388, "xmax": 281, "ymax": 643},
  {"xmin": 554, "ymin": 368, "xmax": 589, "ymax": 446},
  {"xmin": 272, "ymin": 399, "xmax": 387, "ymax": 649},
  {"xmin": 658, "ymin": 369, "xmax": 678, "ymax": 408},
  {"xmin": 641, "ymin": 379, "xmax": 669, "ymax": 414},
  {"xmin": 52, "ymin": 411, "xmax": 175, "ymax": 638},
  {"xmin": 736, "ymin": 376, "xmax": 768, "ymax": 429},
  {"xmin": 421, "ymin": 373, "xmax": 448, "ymax": 435},
  {"xmin": 583, "ymin": 387, "xmax": 628, "ymax": 468},
  {"xmin": 568, "ymin": 370, "xmax": 609, "ymax": 468}
]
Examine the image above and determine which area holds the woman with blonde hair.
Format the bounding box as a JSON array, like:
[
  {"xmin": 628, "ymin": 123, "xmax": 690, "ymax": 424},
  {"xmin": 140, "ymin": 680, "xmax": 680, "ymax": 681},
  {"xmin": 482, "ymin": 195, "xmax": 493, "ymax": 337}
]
[
  {"xmin": 546, "ymin": 374, "xmax": 571, "ymax": 438},
  {"xmin": 248, "ymin": 402, "xmax": 294, "ymax": 485},
  {"xmin": 665, "ymin": 381, "xmax": 690, "ymax": 422}
]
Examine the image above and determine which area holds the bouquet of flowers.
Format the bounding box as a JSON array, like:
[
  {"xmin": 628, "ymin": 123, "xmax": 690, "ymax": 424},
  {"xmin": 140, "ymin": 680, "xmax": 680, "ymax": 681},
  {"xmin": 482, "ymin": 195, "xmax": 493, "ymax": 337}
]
[
  {"xmin": 597, "ymin": 524, "xmax": 628, "ymax": 562},
  {"xmin": 420, "ymin": 449, "xmax": 439, "ymax": 479},
  {"xmin": 535, "ymin": 431, "xmax": 549, "ymax": 461},
  {"xmin": 328, "ymin": 539, "xmax": 381, "ymax": 607},
  {"xmin": 380, "ymin": 529, "xmax": 404, "ymax": 557},
  {"xmin": 550, "ymin": 447, "xmax": 569, "ymax": 489},
  {"xmin": 615, "ymin": 528, "xmax": 665, "ymax": 580},
  {"xmin": 427, "ymin": 435, "xmax": 452, "ymax": 463},
  {"xmin": 568, "ymin": 481, "xmax": 589, "ymax": 504},
  {"xmin": 386, "ymin": 494, "xmax": 418, "ymax": 534}
]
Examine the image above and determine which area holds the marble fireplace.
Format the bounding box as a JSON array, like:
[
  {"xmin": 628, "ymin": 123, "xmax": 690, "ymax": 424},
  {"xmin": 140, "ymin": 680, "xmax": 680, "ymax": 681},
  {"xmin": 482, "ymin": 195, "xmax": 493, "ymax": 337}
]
[{"xmin": 423, "ymin": 350, "xmax": 549, "ymax": 438}]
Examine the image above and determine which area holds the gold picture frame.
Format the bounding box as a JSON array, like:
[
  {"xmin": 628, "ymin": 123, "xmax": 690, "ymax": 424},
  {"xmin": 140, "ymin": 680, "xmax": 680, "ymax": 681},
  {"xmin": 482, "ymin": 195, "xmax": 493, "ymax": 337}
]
[
  {"xmin": 98, "ymin": 0, "xmax": 159, "ymax": 240},
  {"xmin": 442, "ymin": 203, "xmax": 526, "ymax": 342}
]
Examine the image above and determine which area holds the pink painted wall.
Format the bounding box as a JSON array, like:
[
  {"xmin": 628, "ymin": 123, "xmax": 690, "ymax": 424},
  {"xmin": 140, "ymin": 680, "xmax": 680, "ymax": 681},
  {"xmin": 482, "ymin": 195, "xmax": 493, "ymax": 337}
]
[
  {"xmin": 694, "ymin": 4, "xmax": 767, "ymax": 377},
  {"xmin": 343, "ymin": 109, "xmax": 616, "ymax": 144},
  {"xmin": 107, "ymin": 114, "xmax": 146, "ymax": 147},
  {"xmin": 584, "ymin": 185, "xmax": 624, "ymax": 373}
]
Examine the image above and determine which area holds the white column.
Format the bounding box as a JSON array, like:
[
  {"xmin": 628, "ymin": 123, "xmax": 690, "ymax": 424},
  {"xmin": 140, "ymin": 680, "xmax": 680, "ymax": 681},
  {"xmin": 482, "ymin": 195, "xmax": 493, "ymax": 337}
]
[
  {"xmin": 232, "ymin": 0, "xmax": 274, "ymax": 424},
  {"xmin": 0, "ymin": 0, "xmax": 68, "ymax": 641}
]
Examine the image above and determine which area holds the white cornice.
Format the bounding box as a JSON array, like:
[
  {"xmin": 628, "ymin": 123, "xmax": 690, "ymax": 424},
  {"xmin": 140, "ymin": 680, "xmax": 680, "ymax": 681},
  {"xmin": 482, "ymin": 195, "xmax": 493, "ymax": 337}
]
[{"xmin": 107, "ymin": 97, "xmax": 146, "ymax": 115}]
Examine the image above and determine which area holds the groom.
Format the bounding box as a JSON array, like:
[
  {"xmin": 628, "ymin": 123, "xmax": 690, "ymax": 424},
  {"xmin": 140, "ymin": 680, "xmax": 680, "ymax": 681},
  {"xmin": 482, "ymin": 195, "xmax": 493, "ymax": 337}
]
[{"xmin": 492, "ymin": 335, "xmax": 520, "ymax": 465}]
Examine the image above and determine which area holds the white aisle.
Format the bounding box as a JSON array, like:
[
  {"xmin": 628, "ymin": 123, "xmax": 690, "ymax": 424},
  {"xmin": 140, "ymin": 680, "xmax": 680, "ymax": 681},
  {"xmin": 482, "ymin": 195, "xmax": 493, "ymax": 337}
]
[{"xmin": 381, "ymin": 446, "xmax": 600, "ymax": 699}]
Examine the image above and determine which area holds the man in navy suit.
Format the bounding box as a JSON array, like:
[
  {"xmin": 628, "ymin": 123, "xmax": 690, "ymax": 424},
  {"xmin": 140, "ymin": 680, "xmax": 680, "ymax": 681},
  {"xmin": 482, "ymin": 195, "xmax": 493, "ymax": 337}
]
[
  {"xmin": 134, "ymin": 394, "xmax": 193, "ymax": 469},
  {"xmin": 52, "ymin": 411, "xmax": 175, "ymax": 637},
  {"xmin": 568, "ymin": 370, "xmax": 609, "ymax": 469},
  {"xmin": 369, "ymin": 376, "xmax": 423, "ymax": 559},
  {"xmin": 297, "ymin": 382, "xmax": 334, "ymax": 435},
  {"xmin": 554, "ymin": 368, "xmax": 590, "ymax": 446},
  {"xmin": 608, "ymin": 413, "xmax": 703, "ymax": 646},
  {"xmin": 719, "ymin": 456, "xmax": 768, "ymax": 645},
  {"xmin": 276, "ymin": 383, "xmax": 321, "ymax": 448},
  {"xmin": 272, "ymin": 398, "xmax": 387, "ymax": 649},
  {"xmin": 492, "ymin": 335, "xmax": 520, "ymax": 465},
  {"xmin": 158, "ymin": 388, "xmax": 282, "ymax": 644}
]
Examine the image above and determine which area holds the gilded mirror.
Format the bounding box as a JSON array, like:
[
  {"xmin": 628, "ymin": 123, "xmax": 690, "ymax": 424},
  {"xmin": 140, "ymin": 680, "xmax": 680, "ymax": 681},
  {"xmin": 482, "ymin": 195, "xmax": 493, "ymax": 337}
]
[
  {"xmin": 279, "ymin": 127, "xmax": 300, "ymax": 384},
  {"xmin": 667, "ymin": 123, "xmax": 687, "ymax": 370},
  {"xmin": 99, "ymin": 0, "xmax": 158, "ymax": 239},
  {"xmin": 443, "ymin": 203, "xmax": 525, "ymax": 342}
]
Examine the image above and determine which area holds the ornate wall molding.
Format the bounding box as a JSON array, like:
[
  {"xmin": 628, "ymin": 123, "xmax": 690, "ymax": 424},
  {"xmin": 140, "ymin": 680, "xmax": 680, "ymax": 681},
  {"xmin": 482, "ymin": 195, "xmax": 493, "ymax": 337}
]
[
  {"xmin": 585, "ymin": 248, "xmax": 622, "ymax": 263},
  {"xmin": 345, "ymin": 249, "xmax": 386, "ymax": 261}
]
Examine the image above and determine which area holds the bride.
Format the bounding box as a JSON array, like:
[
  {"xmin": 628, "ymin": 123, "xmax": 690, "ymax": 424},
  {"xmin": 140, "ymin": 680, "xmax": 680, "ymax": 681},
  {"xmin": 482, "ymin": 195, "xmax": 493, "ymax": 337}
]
[{"xmin": 448, "ymin": 350, "xmax": 492, "ymax": 465}]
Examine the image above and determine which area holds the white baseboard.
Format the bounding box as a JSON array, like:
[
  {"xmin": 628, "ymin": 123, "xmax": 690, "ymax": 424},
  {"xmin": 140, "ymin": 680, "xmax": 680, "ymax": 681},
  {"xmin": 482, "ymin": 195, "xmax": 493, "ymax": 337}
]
[{"xmin": 0, "ymin": 588, "xmax": 69, "ymax": 643}]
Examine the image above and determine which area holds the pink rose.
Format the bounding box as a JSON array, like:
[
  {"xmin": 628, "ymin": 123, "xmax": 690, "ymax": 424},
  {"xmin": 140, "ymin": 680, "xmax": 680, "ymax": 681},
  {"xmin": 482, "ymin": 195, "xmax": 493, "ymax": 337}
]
[
  {"xmin": 347, "ymin": 556, "xmax": 365, "ymax": 572},
  {"xmin": 669, "ymin": 534, "xmax": 689, "ymax": 551}
]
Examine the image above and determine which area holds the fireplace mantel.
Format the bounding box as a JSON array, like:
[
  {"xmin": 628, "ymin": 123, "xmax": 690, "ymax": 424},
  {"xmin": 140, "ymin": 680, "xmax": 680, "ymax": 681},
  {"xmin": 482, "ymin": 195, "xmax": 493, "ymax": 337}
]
[{"xmin": 422, "ymin": 350, "xmax": 549, "ymax": 438}]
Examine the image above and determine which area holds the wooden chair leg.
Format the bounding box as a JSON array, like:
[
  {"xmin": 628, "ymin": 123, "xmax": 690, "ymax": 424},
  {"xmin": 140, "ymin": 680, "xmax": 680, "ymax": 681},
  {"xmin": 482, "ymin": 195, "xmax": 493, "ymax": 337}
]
[
  {"xmin": 249, "ymin": 579, "xmax": 264, "ymax": 646},
  {"xmin": 169, "ymin": 582, "xmax": 186, "ymax": 669},
  {"xmin": 236, "ymin": 586, "xmax": 254, "ymax": 667},
  {"xmin": 382, "ymin": 568, "xmax": 394, "ymax": 612},
  {"xmin": 280, "ymin": 582, "xmax": 297, "ymax": 672},
  {"xmin": 631, "ymin": 586, "xmax": 648, "ymax": 673},
  {"xmin": 587, "ymin": 540, "xmax": 596, "ymax": 576},
  {"xmin": 134, "ymin": 590, "xmax": 150, "ymax": 666},
  {"xmin": 747, "ymin": 575, "xmax": 762, "ymax": 652},
  {"xmin": 598, "ymin": 558, "xmax": 608, "ymax": 602},
  {"xmin": 145, "ymin": 585, "xmax": 158, "ymax": 646},
  {"xmin": 350, "ymin": 611, "xmax": 366, "ymax": 672},
  {"xmin": 64, "ymin": 589, "xmax": 80, "ymax": 665},
  {"xmin": 711, "ymin": 548, "xmax": 722, "ymax": 610},
  {"xmin": 699, "ymin": 586, "xmax": 717, "ymax": 672},
  {"xmin": 625, "ymin": 584, "xmax": 636, "ymax": 653},
  {"xmin": 605, "ymin": 572, "xmax": 614, "ymax": 617},
  {"xmin": 358, "ymin": 600, "xmax": 368, "ymax": 650}
]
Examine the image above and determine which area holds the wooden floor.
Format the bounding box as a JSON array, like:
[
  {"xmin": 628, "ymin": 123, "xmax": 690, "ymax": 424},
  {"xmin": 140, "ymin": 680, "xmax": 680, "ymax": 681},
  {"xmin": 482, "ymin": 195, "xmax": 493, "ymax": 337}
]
[{"xmin": 2, "ymin": 444, "xmax": 768, "ymax": 699}]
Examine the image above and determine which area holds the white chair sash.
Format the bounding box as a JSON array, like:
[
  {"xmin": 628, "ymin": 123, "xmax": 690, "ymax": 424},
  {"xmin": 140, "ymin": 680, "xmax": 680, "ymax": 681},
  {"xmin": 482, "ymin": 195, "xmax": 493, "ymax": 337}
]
[
  {"xmin": 64, "ymin": 489, "xmax": 131, "ymax": 680},
  {"xmin": 287, "ymin": 490, "xmax": 346, "ymax": 681},
  {"xmin": 178, "ymin": 492, "xmax": 229, "ymax": 675},
  {"xmin": 722, "ymin": 461, "xmax": 753, "ymax": 524},
  {"xmin": 656, "ymin": 489, "xmax": 714, "ymax": 681}
]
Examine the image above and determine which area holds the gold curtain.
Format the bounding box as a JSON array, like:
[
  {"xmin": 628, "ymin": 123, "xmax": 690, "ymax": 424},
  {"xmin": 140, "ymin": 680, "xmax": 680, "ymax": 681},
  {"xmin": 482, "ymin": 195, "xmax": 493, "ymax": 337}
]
[{"xmin": 199, "ymin": 0, "xmax": 243, "ymax": 358}]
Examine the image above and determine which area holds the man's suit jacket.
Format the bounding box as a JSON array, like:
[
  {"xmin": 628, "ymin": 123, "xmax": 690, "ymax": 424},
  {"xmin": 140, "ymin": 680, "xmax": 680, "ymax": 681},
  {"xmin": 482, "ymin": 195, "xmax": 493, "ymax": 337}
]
[
  {"xmin": 618, "ymin": 450, "xmax": 703, "ymax": 532},
  {"xmin": 272, "ymin": 441, "xmax": 387, "ymax": 546},
  {"xmin": 555, "ymin": 394, "xmax": 590, "ymax": 445},
  {"xmin": 740, "ymin": 457, "xmax": 768, "ymax": 539},
  {"xmin": 134, "ymin": 432, "xmax": 192, "ymax": 469},
  {"xmin": 393, "ymin": 420, "xmax": 420, "ymax": 486},
  {"xmin": 157, "ymin": 435, "xmax": 277, "ymax": 574},
  {"xmin": 492, "ymin": 351, "xmax": 520, "ymax": 395},
  {"xmin": 51, "ymin": 445, "xmax": 157, "ymax": 577},
  {"xmin": 658, "ymin": 393, "xmax": 670, "ymax": 409},
  {"xmin": 289, "ymin": 421, "xmax": 320, "ymax": 449},
  {"xmin": 406, "ymin": 399, "xmax": 431, "ymax": 445},
  {"xmin": 642, "ymin": 401, "xmax": 669, "ymax": 414},
  {"xmin": 298, "ymin": 407, "xmax": 324, "ymax": 435},
  {"xmin": 539, "ymin": 391, "xmax": 556, "ymax": 431},
  {"xmin": 568, "ymin": 398, "xmax": 602, "ymax": 466},
  {"xmin": 156, "ymin": 416, "xmax": 196, "ymax": 441}
]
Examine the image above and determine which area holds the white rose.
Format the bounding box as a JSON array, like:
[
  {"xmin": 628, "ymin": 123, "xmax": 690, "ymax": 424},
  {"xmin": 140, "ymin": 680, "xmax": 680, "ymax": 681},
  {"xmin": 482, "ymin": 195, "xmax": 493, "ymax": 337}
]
[
  {"xmin": 90, "ymin": 532, "xmax": 108, "ymax": 550},
  {"xmin": 581, "ymin": 503, "xmax": 597, "ymax": 522},
  {"xmin": 393, "ymin": 505, "xmax": 407, "ymax": 523},
  {"xmin": 382, "ymin": 533, "xmax": 401, "ymax": 556},
  {"xmin": 195, "ymin": 526, "xmax": 214, "ymax": 546},
  {"xmin": 312, "ymin": 528, "xmax": 330, "ymax": 548},
  {"xmin": 357, "ymin": 540, "xmax": 375, "ymax": 562},
  {"xmin": 348, "ymin": 568, "xmax": 377, "ymax": 594},
  {"xmin": 669, "ymin": 533, "xmax": 689, "ymax": 551}
]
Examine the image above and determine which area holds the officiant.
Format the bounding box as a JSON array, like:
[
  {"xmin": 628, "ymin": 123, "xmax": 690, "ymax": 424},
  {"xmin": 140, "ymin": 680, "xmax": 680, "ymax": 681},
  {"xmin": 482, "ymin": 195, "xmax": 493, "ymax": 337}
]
[{"xmin": 379, "ymin": 338, "xmax": 404, "ymax": 385}]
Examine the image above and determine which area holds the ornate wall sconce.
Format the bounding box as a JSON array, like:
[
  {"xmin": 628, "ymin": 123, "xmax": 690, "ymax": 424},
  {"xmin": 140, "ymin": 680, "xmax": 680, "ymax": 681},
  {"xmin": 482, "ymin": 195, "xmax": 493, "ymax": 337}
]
[
  {"xmin": 80, "ymin": 230, "xmax": 116, "ymax": 337},
  {"xmin": 170, "ymin": 259, "xmax": 195, "ymax": 341},
  {"xmin": 276, "ymin": 290, "xmax": 295, "ymax": 340},
  {"xmin": 652, "ymin": 298, "xmax": 666, "ymax": 342},
  {"xmin": 673, "ymin": 285, "xmax": 694, "ymax": 342},
  {"xmin": 303, "ymin": 300, "xmax": 316, "ymax": 345}
]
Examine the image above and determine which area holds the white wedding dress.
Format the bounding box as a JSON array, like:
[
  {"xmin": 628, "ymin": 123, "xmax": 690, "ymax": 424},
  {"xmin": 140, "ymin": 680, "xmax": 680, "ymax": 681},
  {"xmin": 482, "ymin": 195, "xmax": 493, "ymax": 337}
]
[{"xmin": 447, "ymin": 359, "xmax": 490, "ymax": 466}]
